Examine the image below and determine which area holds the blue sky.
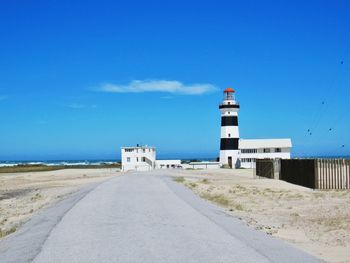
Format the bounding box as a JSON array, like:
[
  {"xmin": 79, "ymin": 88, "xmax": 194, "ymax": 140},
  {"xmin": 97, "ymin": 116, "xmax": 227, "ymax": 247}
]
[{"xmin": 0, "ymin": 0, "xmax": 349, "ymax": 160}]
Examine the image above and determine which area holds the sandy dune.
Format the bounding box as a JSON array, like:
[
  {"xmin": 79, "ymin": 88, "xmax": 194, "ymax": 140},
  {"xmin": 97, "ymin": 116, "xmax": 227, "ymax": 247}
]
[
  {"xmin": 0, "ymin": 169, "xmax": 118, "ymax": 238},
  {"xmin": 169, "ymin": 169, "xmax": 350, "ymax": 263}
]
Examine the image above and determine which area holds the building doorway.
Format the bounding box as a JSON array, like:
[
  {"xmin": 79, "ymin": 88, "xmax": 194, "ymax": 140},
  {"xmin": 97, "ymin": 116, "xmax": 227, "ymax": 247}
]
[{"xmin": 228, "ymin": 156, "xmax": 232, "ymax": 168}]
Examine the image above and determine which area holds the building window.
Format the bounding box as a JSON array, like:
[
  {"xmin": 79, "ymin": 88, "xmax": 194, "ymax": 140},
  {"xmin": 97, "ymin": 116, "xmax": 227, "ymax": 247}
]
[
  {"xmin": 263, "ymin": 148, "xmax": 271, "ymax": 153},
  {"xmin": 143, "ymin": 149, "xmax": 145, "ymax": 153},
  {"xmin": 275, "ymin": 148, "xmax": 281, "ymax": 152},
  {"xmin": 136, "ymin": 157, "xmax": 139, "ymax": 162},
  {"xmin": 125, "ymin": 149, "xmax": 133, "ymax": 152},
  {"xmin": 142, "ymin": 157, "xmax": 146, "ymax": 162},
  {"xmin": 228, "ymin": 133, "xmax": 231, "ymax": 137},
  {"xmin": 241, "ymin": 158, "xmax": 256, "ymax": 163},
  {"xmin": 127, "ymin": 157, "xmax": 131, "ymax": 162},
  {"xmin": 241, "ymin": 149, "xmax": 257, "ymax": 154}
]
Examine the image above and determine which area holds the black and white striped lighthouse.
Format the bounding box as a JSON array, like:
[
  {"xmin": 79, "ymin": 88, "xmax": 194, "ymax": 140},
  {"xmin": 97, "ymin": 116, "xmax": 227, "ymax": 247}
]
[{"xmin": 219, "ymin": 88, "xmax": 240, "ymax": 168}]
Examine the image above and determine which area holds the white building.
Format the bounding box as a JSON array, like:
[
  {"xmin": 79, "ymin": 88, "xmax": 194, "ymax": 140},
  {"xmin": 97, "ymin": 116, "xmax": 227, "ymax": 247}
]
[
  {"xmin": 182, "ymin": 161, "xmax": 221, "ymax": 170},
  {"xmin": 218, "ymin": 88, "xmax": 292, "ymax": 169},
  {"xmin": 156, "ymin": 160, "xmax": 182, "ymax": 169},
  {"xmin": 121, "ymin": 146, "xmax": 182, "ymax": 172},
  {"xmin": 121, "ymin": 145, "xmax": 156, "ymax": 172},
  {"xmin": 239, "ymin": 138, "xmax": 292, "ymax": 168}
]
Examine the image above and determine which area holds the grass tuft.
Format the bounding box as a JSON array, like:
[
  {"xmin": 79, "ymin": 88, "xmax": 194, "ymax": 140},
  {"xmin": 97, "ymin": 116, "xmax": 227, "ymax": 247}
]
[
  {"xmin": 200, "ymin": 193, "xmax": 230, "ymax": 207},
  {"xmin": 173, "ymin": 177, "xmax": 185, "ymax": 183},
  {"xmin": 0, "ymin": 226, "xmax": 17, "ymax": 238},
  {"xmin": 201, "ymin": 179, "xmax": 210, "ymax": 184}
]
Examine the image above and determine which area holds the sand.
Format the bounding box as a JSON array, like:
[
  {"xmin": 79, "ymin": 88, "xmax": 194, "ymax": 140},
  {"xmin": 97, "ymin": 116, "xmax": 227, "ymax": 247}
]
[
  {"xmin": 1, "ymin": 167, "xmax": 349, "ymax": 262},
  {"xmin": 169, "ymin": 169, "xmax": 350, "ymax": 263},
  {"xmin": 0, "ymin": 168, "xmax": 118, "ymax": 238}
]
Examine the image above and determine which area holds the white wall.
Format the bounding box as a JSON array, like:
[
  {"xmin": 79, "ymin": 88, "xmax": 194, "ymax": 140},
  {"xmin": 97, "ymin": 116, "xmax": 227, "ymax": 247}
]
[
  {"xmin": 183, "ymin": 162, "xmax": 221, "ymax": 170},
  {"xmin": 220, "ymin": 150, "xmax": 240, "ymax": 168},
  {"xmin": 240, "ymin": 147, "xmax": 291, "ymax": 168},
  {"xmin": 156, "ymin": 160, "xmax": 182, "ymax": 169},
  {"xmin": 121, "ymin": 147, "xmax": 156, "ymax": 172}
]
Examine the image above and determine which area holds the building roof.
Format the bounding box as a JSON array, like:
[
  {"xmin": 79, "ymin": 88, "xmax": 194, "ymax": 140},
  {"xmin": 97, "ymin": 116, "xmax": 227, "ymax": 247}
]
[
  {"xmin": 224, "ymin": 87, "xmax": 235, "ymax": 93},
  {"xmin": 239, "ymin": 138, "xmax": 292, "ymax": 149},
  {"xmin": 121, "ymin": 145, "xmax": 156, "ymax": 149}
]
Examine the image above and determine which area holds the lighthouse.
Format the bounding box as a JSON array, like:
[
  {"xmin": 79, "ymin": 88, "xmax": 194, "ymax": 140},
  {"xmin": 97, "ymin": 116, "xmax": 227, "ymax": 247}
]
[{"xmin": 219, "ymin": 88, "xmax": 240, "ymax": 168}]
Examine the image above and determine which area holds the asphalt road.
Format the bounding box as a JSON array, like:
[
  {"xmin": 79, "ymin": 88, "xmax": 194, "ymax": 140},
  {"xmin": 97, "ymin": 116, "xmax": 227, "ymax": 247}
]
[{"xmin": 0, "ymin": 172, "xmax": 323, "ymax": 263}]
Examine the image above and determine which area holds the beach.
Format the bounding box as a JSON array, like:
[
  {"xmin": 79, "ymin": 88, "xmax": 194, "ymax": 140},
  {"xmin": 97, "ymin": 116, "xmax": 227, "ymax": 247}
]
[
  {"xmin": 0, "ymin": 168, "xmax": 118, "ymax": 238},
  {"xmin": 170, "ymin": 169, "xmax": 350, "ymax": 263}
]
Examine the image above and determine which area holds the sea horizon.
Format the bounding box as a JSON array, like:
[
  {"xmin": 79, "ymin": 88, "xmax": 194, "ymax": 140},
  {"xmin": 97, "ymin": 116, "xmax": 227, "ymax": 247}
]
[{"xmin": 1, "ymin": 155, "xmax": 350, "ymax": 167}]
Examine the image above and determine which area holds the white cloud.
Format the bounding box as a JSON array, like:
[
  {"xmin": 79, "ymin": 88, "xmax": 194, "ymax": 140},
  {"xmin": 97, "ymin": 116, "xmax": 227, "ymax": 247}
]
[{"xmin": 98, "ymin": 80, "xmax": 217, "ymax": 95}]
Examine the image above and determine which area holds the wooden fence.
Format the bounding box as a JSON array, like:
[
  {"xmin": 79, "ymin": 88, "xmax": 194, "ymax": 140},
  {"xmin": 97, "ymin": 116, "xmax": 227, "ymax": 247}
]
[
  {"xmin": 255, "ymin": 159, "xmax": 280, "ymax": 179},
  {"xmin": 255, "ymin": 158, "xmax": 350, "ymax": 190},
  {"xmin": 280, "ymin": 159, "xmax": 316, "ymax": 189},
  {"xmin": 316, "ymin": 159, "xmax": 350, "ymax": 189}
]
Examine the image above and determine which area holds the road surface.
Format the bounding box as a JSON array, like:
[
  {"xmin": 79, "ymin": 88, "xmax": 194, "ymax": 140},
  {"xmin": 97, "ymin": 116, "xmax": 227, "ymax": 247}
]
[{"xmin": 0, "ymin": 172, "xmax": 322, "ymax": 263}]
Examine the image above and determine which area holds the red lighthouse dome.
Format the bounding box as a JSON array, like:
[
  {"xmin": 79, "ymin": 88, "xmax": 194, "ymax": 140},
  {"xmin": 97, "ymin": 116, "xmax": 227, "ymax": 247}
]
[{"xmin": 224, "ymin": 87, "xmax": 235, "ymax": 93}]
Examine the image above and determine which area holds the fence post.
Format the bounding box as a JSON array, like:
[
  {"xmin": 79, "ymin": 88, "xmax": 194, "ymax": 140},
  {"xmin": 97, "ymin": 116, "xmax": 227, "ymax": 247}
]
[
  {"xmin": 331, "ymin": 159, "xmax": 335, "ymax": 189},
  {"xmin": 338, "ymin": 159, "xmax": 343, "ymax": 189},
  {"xmin": 320, "ymin": 159, "xmax": 326, "ymax": 189},
  {"xmin": 337, "ymin": 159, "xmax": 341, "ymax": 189},
  {"xmin": 325, "ymin": 159, "xmax": 329, "ymax": 189},
  {"xmin": 321, "ymin": 159, "xmax": 326, "ymax": 189},
  {"xmin": 334, "ymin": 159, "xmax": 337, "ymax": 189},
  {"xmin": 274, "ymin": 159, "xmax": 281, "ymax": 179},
  {"xmin": 314, "ymin": 159, "xmax": 319, "ymax": 189},
  {"xmin": 347, "ymin": 160, "xmax": 350, "ymax": 189},
  {"xmin": 342, "ymin": 159, "xmax": 346, "ymax": 189}
]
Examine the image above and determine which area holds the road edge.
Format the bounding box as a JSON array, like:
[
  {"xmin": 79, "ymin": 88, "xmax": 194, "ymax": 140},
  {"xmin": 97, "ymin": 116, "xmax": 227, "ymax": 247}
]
[
  {"xmin": 163, "ymin": 174, "xmax": 324, "ymax": 263},
  {"xmin": 0, "ymin": 179, "xmax": 109, "ymax": 263}
]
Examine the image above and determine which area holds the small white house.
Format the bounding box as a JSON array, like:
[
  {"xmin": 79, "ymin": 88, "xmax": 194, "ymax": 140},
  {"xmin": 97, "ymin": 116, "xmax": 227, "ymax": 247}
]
[
  {"xmin": 182, "ymin": 161, "xmax": 221, "ymax": 170},
  {"xmin": 121, "ymin": 146, "xmax": 182, "ymax": 172},
  {"xmin": 239, "ymin": 138, "xmax": 292, "ymax": 168},
  {"xmin": 155, "ymin": 160, "xmax": 182, "ymax": 169},
  {"xmin": 121, "ymin": 145, "xmax": 156, "ymax": 172}
]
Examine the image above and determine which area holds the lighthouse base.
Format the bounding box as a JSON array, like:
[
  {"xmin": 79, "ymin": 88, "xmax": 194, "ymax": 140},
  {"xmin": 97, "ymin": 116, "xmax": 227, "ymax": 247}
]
[{"xmin": 219, "ymin": 150, "xmax": 240, "ymax": 169}]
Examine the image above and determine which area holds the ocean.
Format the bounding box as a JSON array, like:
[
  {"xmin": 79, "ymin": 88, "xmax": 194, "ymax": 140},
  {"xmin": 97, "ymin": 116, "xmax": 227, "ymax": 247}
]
[{"xmin": 0, "ymin": 160, "xmax": 119, "ymax": 167}]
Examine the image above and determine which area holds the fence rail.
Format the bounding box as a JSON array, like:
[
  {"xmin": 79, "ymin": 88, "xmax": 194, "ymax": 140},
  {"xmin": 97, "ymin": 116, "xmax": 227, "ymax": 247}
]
[
  {"xmin": 316, "ymin": 159, "xmax": 350, "ymax": 189},
  {"xmin": 255, "ymin": 158, "xmax": 350, "ymax": 190}
]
